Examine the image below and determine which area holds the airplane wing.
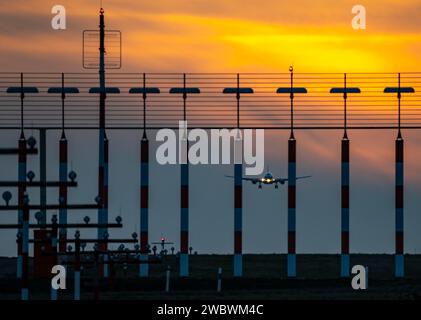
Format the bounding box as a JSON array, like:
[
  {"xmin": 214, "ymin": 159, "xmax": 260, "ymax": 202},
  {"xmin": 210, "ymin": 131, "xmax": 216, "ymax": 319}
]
[
  {"xmin": 275, "ymin": 175, "xmax": 311, "ymax": 183},
  {"xmin": 225, "ymin": 175, "xmax": 259, "ymax": 183},
  {"xmin": 296, "ymin": 175, "xmax": 312, "ymax": 180}
]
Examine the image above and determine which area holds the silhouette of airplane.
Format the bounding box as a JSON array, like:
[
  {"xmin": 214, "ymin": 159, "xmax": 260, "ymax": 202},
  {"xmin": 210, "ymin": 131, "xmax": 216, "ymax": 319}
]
[{"xmin": 225, "ymin": 170, "xmax": 311, "ymax": 189}]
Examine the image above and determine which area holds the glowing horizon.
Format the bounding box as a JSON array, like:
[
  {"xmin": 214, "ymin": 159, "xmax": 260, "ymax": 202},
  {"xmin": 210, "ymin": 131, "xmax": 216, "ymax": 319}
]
[{"xmin": 0, "ymin": 0, "xmax": 421, "ymax": 73}]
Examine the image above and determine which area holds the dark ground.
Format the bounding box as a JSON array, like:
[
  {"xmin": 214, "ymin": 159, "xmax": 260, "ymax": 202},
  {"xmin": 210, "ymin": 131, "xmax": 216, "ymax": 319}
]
[{"xmin": 0, "ymin": 254, "xmax": 420, "ymax": 300}]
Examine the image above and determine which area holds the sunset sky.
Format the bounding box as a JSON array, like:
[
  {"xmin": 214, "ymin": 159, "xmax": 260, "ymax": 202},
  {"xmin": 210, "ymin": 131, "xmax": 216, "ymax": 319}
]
[
  {"xmin": 1, "ymin": 0, "xmax": 421, "ymax": 72},
  {"xmin": 1, "ymin": 0, "xmax": 421, "ymax": 257}
]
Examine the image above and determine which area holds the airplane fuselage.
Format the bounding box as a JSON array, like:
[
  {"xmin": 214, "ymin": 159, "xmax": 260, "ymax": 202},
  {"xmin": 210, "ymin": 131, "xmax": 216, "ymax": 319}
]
[
  {"xmin": 260, "ymin": 177, "xmax": 276, "ymax": 184},
  {"xmin": 259, "ymin": 173, "xmax": 282, "ymax": 185}
]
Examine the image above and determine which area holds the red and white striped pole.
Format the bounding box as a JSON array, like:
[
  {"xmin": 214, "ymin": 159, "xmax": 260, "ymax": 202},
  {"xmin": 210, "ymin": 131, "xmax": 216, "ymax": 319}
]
[
  {"xmin": 330, "ymin": 76, "xmax": 361, "ymax": 277},
  {"xmin": 287, "ymin": 135, "xmax": 296, "ymax": 278},
  {"xmin": 341, "ymin": 135, "xmax": 350, "ymax": 277},
  {"xmin": 180, "ymin": 139, "xmax": 189, "ymax": 277},
  {"xmin": 17, "ymin": 132, "xmax": 26, "ymax": 280},
  {"xmin": 169, "ymin": 75, "xmax": 200, "ymax": 277},
  {"xmin": 59, "ymin": 134, "xmax": 67, "ymax": 250},
  {"xmin": 287, "ymin": 68, "xmax": 296, "ymax": 277},
  {"xmin": 21, "ymin": 194, "xmax": 29, "ymax": 300},
  {"xmin": 395, "ymin": 73, "xmax": 404, "ymax": 278},
  {"xmin": 101, "ymin": 134, "xmax": 109, "ymax": 277},
  {"xmin": 74, "ymin": 231, "xmax": 81, "ymax": 300},
  {"xmin": 141, "ymin": 73, "xmax": 150, "ymax": 277},
  {"xmin": 129, "ymin": 77, "xmax": 161, "ymax": 277},
  {"xmin": 222, "ymin": 75, "xmax": 254, "ymax": 277},
  {"xmin": 97, "ymin": 8, "xmax": 109, "ymax": 278},
  {"xmin": 234, "ymin": 74, "xmax": 243, "ymax": 277},
  {"xmin": 384, "ymin": 74, "xmax": 415, "ymax": 277},
  {"xmin": 59, "ymin": 73, "xmax": 68, "ymax": 255},
  {"xmin": 47, "ymin": 74, "xmax": 81, "ymax": 261},
  {"xmin": 179, "ymin": 75, "xmax": 189, "ymax": 276},
  {"xmin": 17, "ymin": 73, "xmax": 26, "ymax": 280},
  {"xmin": 51, "ymin": 215, "xmax": 58, "ymax": 300},
  {"xmin": 234, "ymin": 132, "xmax": 243, "ymax": 277},
  {"xmin": 395, "ymin": 131, "xmax": 404, "ymax": 277},
  {"xmin": 276, "ymin": 69, "xmax": 308, "ymax": 278},
  {"xmin": 341, "ymin": 74, "xmax": 350, "ymax": 278},
  {"xmin": 140, "ymin": 131, "xmax": 149, "ymax": 277}
]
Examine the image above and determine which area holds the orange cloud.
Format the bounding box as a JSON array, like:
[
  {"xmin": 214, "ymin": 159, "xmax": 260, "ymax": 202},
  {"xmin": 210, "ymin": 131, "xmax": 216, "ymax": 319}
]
[{"xmin": 1, "ymin": 0, "xmax": 421, "ymax": 72}]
